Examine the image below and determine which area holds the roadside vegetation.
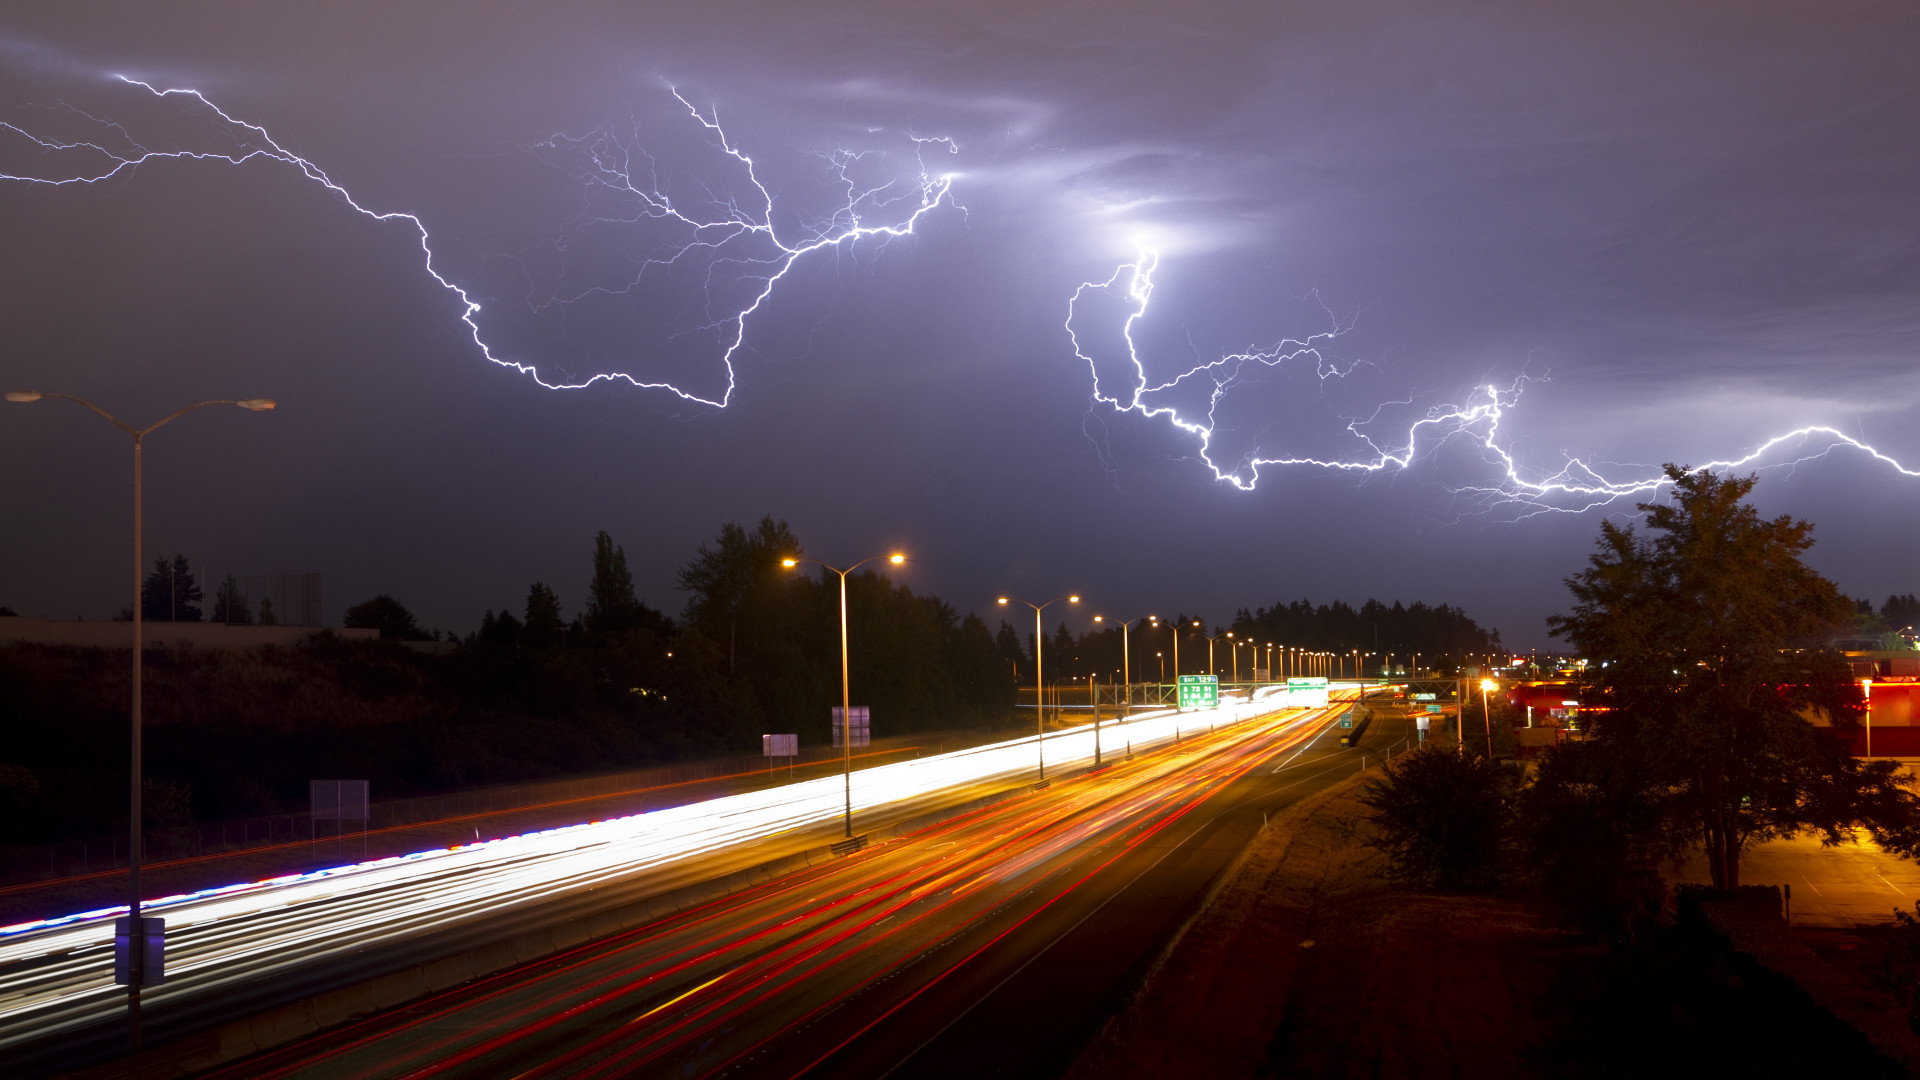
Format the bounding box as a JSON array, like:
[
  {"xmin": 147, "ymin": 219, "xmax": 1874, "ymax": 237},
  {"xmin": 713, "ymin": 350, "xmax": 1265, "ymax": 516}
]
[
  {"xmin": 1364, "ymin": 465, "xmax": 1920, "ymax": 934},
  {"xmin": 0, "ymin": 516, "xmax": 1499, "ymax": 852}
]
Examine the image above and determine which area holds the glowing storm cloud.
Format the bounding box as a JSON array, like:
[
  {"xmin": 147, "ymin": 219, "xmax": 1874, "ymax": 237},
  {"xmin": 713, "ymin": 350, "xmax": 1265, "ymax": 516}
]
[
  {"xmin": 1068, "ymin": 250, "xmax": 1920, "ymax": 514},
  {"xmin": 0, "ymin": 76, "xmax": 959, "ymax": 405}
]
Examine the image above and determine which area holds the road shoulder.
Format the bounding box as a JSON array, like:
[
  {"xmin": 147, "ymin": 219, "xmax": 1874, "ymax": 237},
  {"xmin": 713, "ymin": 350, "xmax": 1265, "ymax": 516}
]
[{"xmin": 1066, "ymin": 764, "xmax": 1593, "ymax": 1080}]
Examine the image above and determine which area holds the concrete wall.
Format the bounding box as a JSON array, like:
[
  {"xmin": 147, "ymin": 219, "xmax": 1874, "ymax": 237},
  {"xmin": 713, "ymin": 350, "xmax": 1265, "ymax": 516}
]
[{"xmin": 0, "ymin": 616, "xmax": 379, "ymax": 651}]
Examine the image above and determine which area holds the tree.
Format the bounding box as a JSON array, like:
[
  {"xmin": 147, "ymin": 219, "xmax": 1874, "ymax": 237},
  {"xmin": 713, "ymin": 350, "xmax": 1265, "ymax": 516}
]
[
  {"xmin": 994, "ymin": 620, "xmax": 1026, "ymax": 681},
  {"xmin": 343, "ymin": 594, "xmax": 429, "ymax": 640},
  {"xmin": 1520, "ymin": 737, "xmax": 1676, "ymax": 934},
  {"xmin": 522, "ymin": 582, "xmax": 565, "ymax": 649},
  {"xmin": 141, "ymin": 554, "xmax": 202, "ymax": 622},
  {"xmin": 1547, "ymin": 465, "xmax": 1920, "ymax": 888},
  {"xmin": 585, "ymin": 531, "xmax": 642, "ymax": 637},
  {"xmin": 475, "ymin": 608, "xmax": 522, "ymax": 650},
  {"xmin": 210, "ymin": 575, "xmax": 252, "ymax": 625},
  {"xmin": 1361, "ymin": 745, "xmax": 1514, "ymax": 890},
  {"xmin": 677, "ymin": 517, "xmax": 801, "ymax": 676},
  {"xmin": 1884, "ymin": 593, "xmax": 1920, "ymax": 633}
]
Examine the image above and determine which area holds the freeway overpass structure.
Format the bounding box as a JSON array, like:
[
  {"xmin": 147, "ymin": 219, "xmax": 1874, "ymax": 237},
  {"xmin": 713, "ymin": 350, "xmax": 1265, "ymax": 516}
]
[{"xmin": 1, "ymin": 688, "xmax": 1399, "ymax": 1077}]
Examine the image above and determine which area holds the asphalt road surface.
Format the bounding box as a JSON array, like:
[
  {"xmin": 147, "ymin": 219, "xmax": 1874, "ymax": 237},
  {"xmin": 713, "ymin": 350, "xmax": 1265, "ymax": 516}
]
[
  {"xmin": 0, "ymin": 692, "xmax": 1288, "ymax": 1075},
  {"xmin": 190, "ymin": 696, "xmax": 1411, "ymax": 1079}
]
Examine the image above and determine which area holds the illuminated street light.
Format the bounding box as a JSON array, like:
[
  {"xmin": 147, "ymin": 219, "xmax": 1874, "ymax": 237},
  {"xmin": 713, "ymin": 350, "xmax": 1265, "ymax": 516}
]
[
  {"xmin": 1235, "ymin": 640, "xmax": 1259, "ymax": 685},
  {"xmin": 998, "ymin": 593, "xmax": 1080, "ymax": 779},
  {"xmin": 1205, "ymin": 628, "xmax": 1232, "ymax": 676},
  {"xmin": 1480, "ymin": 677, "xmax": 1498, "ymax": 758},
  {"xmin": 782, "ymin": 551, "xmax": 907, "ymax": 836},
  {"xmin": 7, "ymin": 389, "xmax": 275, "ymax": 1048},
  {"xmin": 1093, "ymin": 613, "xmax": 1157, "ymax": 757},
  {"xmin": 1863, "ymin": 678, "xmax": 1875, "ymax": 758},
  {"xmin": 1166, "ymin": 616, "xmax": 1200, "ymax": 683}
]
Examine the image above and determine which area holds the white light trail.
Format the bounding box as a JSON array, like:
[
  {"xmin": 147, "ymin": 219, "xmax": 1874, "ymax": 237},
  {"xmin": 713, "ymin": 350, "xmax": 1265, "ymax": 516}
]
[
  {"xmin": 0, "ymin": 694, "xmax": 1316, "ymax": 1051},
  {"xmin": 0, "ymin": 77, "xmax": 957, "ymax": 405},
  {"xmin": 1069, "ymin": 250, "xmax": 1920, "ymax": 513}
]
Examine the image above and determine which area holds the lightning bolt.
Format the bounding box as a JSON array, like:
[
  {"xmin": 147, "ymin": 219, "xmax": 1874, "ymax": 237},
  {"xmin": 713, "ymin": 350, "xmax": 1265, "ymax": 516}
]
[
  {"xmin": 0, "ymin": 77, "xmax": 958, "ymax": 406},
  {"xmin": 1069, "ymin": 251, "xmax": 1920, "ymax": 514}
]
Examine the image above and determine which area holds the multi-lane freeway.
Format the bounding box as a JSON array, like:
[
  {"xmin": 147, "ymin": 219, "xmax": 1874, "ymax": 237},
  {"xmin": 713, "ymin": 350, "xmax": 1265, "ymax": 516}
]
[{"xmin": 2, "ymin": 689, "xmax": 1404, "ymax": 1077}]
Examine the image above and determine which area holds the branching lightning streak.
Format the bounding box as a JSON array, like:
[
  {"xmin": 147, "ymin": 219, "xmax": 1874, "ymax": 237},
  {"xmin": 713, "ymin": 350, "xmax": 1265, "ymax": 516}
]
[
  {"xmin": 1069, "ymin": 251, "xmax": 1920, "ymax": 513},
  {"xmin": 0, "ymin": 78, "xmax": 957, "ymax": 405}
]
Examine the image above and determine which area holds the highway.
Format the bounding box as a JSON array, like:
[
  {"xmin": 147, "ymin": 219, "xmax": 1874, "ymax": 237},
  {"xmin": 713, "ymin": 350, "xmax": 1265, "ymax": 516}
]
[
  {"xmin": 0, "ymin": 689, "xmax": 1340, "ymax": 1074},
  {"xmin": 180, "ymin": 695, "xmax": 1403, "ymax": 1079}
]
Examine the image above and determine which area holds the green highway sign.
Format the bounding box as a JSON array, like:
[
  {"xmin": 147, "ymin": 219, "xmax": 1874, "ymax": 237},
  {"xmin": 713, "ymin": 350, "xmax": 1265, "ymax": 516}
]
[{"xmin": 1177, "ymin": 674, "xmax": 1219, "ymax": 711}]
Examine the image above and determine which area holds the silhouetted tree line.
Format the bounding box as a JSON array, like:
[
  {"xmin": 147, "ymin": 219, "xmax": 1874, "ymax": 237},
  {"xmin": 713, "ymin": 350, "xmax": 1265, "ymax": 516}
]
[
  {"xmin": 1235, "ymin": 598, "xmax": 1501, "ymax": 669},
  {"xmin": 1841, "ymin": 593, "xmax": 1920, "ymax": 649},
  {"xmin": 942, "ymin": 596, "xmax": 1501, "ymax": 689},
  {"xmin": 0, "ymin": 519, "xmax": 1017, "ymax": 848},
  {"xmin": 102, "ymin": 557, "xmax": 279, "ymax": 626},
  {"xmin": 456, "ymin": 519, "xmax": 1016, "ymax": 753}
]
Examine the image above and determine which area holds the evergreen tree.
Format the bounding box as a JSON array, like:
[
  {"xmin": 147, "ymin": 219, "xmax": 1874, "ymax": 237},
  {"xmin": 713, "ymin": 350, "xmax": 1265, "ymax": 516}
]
[
  {"xmin": 585, "ymin": 531, "xmax": 642, "ymax": 637},
  {"xmin": 523, "ymin": 582, "xmax": 565, "ymax": 648},
  {"xmin": 677, "ymin": 517, "xmax": 802, "ymax": 676},
  {"xmin": 476, "ymin": 608, "xmax": 523, "ymax": 650},
  {"xmin": 140, "ymin": 554, "xmax": 202, "ymax": 622},
  {"xmin": 210, "ymin": 575, "xmax": 252, "ymax": 625},
  {"xmin": 1884, "ymin": 594, "xmax": 1920, "ymax": 632},
  {"xmin": 994, "ymin": 620, "xmax": 1026, "ymax": 680}
]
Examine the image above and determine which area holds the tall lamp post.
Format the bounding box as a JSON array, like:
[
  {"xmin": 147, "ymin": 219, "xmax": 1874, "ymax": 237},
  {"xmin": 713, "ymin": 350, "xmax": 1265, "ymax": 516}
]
[
  {"xmin": 1169, "ymin": 617, "xmax": 1198, "ymax": 684},
  {"xmin": 7, "ymin": 389, "xmax": 275, "ymax": 1048},
  {"xmin": 998, "ymin": 593, "xmax": 1079, "ymax": 779},
  {"xmin": 782, "ymin": 551, "xmax": 906, "ymax": 837},
  {"xmin": 1092, "ymin": 613, "xmax": 1156, "ymax": 721},
  {"xmin": 1863, "ymin": 678, "xmax": 1874, "ymax": 759},
  {"xmin": 1480, "ymin": 678, "xmax": 1497, "ymax": 759}
]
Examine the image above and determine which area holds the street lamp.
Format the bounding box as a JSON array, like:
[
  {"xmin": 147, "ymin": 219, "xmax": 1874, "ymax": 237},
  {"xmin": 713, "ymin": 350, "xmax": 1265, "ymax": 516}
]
[
  {"xmin": 1167, "ymin": 617, "xmax": 1199, "ymax": 683},
  {"xmin": 998, "ymin": 593, "xmax": 1079, "ymax": 780},
  {"xmin": 1224, "ymin": 635, "xmax": 1250, "ymax": 686},
  {"xmin": 8, "ymin": 389, "xmax": 275, "ymax": 1048},
  {"xmin": 782, "ymin": 551, "xmax": 906, "ymax": 836},
  {"xmin": 1093, "ymin": 613, "xmax": 1156, "ymax": 722},
  {"xmin": 1156, "ymin": 651, "xmax": 1165, "ymax": 682},
  {"xmin": 1863, "ymin": 678, "xmax": 1875, "ymax": 759},
  {"xmin": 1480, "ymin": 677, "xmax": 1498, "ymax": 758}
]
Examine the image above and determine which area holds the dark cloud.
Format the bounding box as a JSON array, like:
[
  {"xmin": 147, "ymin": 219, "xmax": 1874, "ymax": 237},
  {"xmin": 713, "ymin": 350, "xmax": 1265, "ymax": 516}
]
[{"xmin": 3, "ymin": 1, "xmax": 1918, "ymax": 647}]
